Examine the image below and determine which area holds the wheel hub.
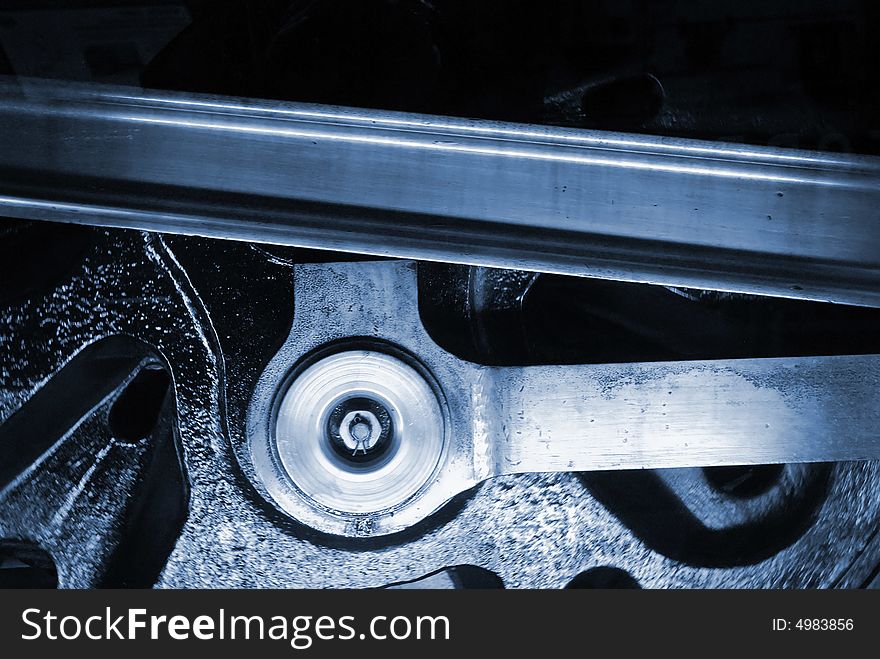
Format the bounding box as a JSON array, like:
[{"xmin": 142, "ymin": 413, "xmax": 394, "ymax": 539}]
[{"xmin": 254, "ymin": 349, "xmax": 447, "ymax": 534}]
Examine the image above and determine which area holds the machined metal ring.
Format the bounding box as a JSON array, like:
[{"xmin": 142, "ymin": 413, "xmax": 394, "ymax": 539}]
[{"xmin": 252, "ymin": 348, "xmax": 447, "ymax": 535}]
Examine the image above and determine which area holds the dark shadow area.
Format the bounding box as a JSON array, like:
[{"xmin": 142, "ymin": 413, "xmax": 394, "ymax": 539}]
[
  {"xmin": 524, "ymin": 277, "xmax": 880, "ymax": 365},
  {"xmin": 579, "ymin": 467, "xmax": 832, "ymax": 567},
  {"xmin": 566, "ymin": 566, "xmax": 641, "ymax": 589},
  {"xmin": 420, "ymin": 264, "xmax": 880, "ymax": 366},
  {"xmin": 0, "ymin": 219, "xmax": 93, "ymax": 307},
  {"xmin": 704, "ymin": 465, "xmax": 786, "ymax": 500},
  {"xmin": 0, "ymin": 541, "xmax": 57, "ymax": 588},
  {"xmin": 108, "ymin": 366, "xmax": 171, "ymax": 443},
  {"xmin": 99, "ymin": 374, "xmax": 189, "ymax": 588},
  {"xmin": 135, "ymin": 1, "xmax": 880, "ymax": 156}
]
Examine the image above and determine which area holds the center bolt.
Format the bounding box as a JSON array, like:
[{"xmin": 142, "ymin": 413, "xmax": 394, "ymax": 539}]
[{"xmin": 326, "ymin": 396, "xmax": 394, "ymax": 464}]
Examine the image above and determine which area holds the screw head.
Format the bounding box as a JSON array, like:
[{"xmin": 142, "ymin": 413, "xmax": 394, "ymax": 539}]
[{"xmin": 326, "ymin": 397, "xmax": 394, "ymax": 463}]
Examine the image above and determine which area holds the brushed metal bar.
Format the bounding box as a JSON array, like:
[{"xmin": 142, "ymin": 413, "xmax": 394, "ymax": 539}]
[
  {"xmin": 1, "ymin": 76, "xmax": 880, "ymax": 305},
  {"xmin": 493, "ymin": 355, "xmax": 880, "ymax": 475}
]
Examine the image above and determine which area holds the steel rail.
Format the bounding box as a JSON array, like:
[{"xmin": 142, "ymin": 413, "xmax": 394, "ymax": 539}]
[{"xmin": 1, "ymin": 76, "xmax": 880, "ymax": 305}]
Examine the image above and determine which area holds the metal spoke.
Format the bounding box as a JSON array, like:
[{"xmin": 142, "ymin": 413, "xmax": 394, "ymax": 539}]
[{"xmin": 0, "ymin": 342, "xmax": 164, "ymax": 587}]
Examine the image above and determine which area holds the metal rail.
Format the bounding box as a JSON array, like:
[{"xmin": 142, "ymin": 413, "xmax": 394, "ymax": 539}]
[{"xmin": 1, "ymin": 76, "xmax": 880, "ymax": 305}]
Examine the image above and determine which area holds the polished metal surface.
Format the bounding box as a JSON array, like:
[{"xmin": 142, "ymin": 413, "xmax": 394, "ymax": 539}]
[
  {"xmin": 243, "ymin": 259, "xmax": 880, "ymax": 536},
  {"xmin": 1, "ymin": 76, "xmax": 880, "ymax": 306},
  {"xmin": 495, "ymin": 355, "xmax": 880, "ymax": 473},
  {"xmin": 260, "ymin": 349, "xmax": 446, "ymax": 535}
]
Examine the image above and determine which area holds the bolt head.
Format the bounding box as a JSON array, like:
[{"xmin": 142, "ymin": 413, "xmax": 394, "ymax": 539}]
[{"xmin": 326, "ymin": 396, "xmax": 394, "ymax": 464}]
